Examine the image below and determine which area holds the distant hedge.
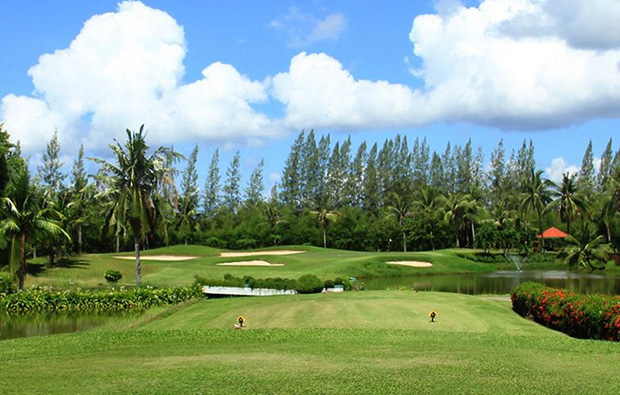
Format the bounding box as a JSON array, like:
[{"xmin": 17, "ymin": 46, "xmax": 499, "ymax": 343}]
[
  {"xmin": 195, "ymin": 274, "xmax": 351, "ymax": 293},
  {"xmin": 0, "ymin": 284, "xmax": 202, "ymax": 315},
  {"xmin": 511, "ymin": 282, "xmax": 620, "ymax": 341}
]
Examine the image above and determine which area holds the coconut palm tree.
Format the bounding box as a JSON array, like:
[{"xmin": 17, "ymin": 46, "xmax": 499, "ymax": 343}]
[
  {"xmin": 547, "ymin": 172, "xmax": 587, "ymax": 235},
  {"xmin": 0, "ymin": 167, "xmax": 69, "ymax": 289},
  {"xmin": 520, "ymin": 170, "xmax": 554, "ymax": 248},
  {"xmin": 312, "ymin": 208, "xmax": 339, "ymax": 248},
  {"xmin": 440, "ymin": 193, "xmax": 471, "ymax": 248},
  {"xmin": 263, "ymin": 203, "xmax": 287, "ymax": 245},
  {"xmin": 560, "ymin": 222, "xmax": 610, "ymax": 270},
  {"xmin": 387, "ymin": 193, "xmax": 412, "ymax": 252},
  {"xmin": 413, "ymin": 186, "xmax": 444, "ymax": 250},
  {"xmin": 91, "ymin": 125, "xmax": 178, "ymax": 286}
]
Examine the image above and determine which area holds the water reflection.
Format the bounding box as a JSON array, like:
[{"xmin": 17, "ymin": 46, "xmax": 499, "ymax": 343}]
[
  {"xmin": 362, "ymin": 270, "xmax": 620, "ymax": 295},
  {"xmin": 1, "ymin": 313, "xmax": 110, "ymax": 340}
]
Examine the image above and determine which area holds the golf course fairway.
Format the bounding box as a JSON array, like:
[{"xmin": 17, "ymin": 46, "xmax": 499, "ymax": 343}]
[{"xmin": 2, "ymin": 291, "xmax": 620, "ymax": 394}]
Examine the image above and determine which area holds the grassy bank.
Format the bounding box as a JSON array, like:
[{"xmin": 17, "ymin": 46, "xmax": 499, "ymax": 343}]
[
  {"xmin": 25, "ymin": 246, "xmax": 495, "ymax": 289},
  {"xmin": 2, "ymin": 291, "xmax": 620, "ymax": 394}
]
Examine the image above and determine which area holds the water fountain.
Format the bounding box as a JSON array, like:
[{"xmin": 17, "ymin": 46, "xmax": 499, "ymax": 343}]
[{"xmin": 507, "ymin": 254, "xmax": 523, "ymax": 272}]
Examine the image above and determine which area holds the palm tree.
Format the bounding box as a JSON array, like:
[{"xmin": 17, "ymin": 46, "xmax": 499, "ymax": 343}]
[
  {"xmin": 600, "ymin": 168, "xmax": 620, "ymax": 242},
  {"xmin": 440, "ymin": 193, "xmax": 471, "ymax": 248},
  {"xmin": 263, "ymin": 203, "xmax": 287, "ymax": 246},
  {"xmin": 312, "ymin": 208, "xmax": 339, "ymax": 248},
  {"xmin": 387, "ymin": 193, "xmax": 412, "ymax": 252},
  {"xmin": 548, "ymin": 172, "xmax": 587, "ymax": 235},
  {"xmin": 92, "ymin": 125, "xmax": 178, "ymax": 286},
  {"xmin": 0, "ymin": 167, "xmax": 69, "ymax": 289},
  {"xmin": 520, "ymin": 170, "xmax": 554, "ymax": 248},
  {"xmin": 560, "ymin": 222, "xmax": 610, "ymax": 270},
  {"xmin": 413, "ymin": 186, "xmax": 444, "ymax": 250}
]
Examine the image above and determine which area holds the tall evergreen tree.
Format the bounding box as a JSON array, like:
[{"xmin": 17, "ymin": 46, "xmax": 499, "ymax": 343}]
[
  {"xmin": 316, "ymin": 134, "xmax": 331, "ymax": 208},
  {"xmin": 223, "ymin": 151, "xmax": 241, "ymax": 213},
  {"xmin": 350, "ymin": 142, "xmax": 367, "ymax": 207},
  {"xmin": 37, "ymin": 131, "xmax": 66, "ymax": 196},
  {"xmin": 67, "ymin": 145, "xmax": 89, "ymax": 254},
  {"xmin": 578, "ymin": 140, "xmax": 595, "ymax": 194},
  {"xmin": 245, "ymin": 159, "xmax": 264, "ymax": 205},
  {"xmin": 280, "ymin": 131, "xmax": 305, "ymax": 209},
  {"xmin": 429, "ymin": 152, "xmax": 444, "ymax": 191},
  {"xmin": 441, "ymin": 143, "xmax": 455, "ymax": 193},
  {"xmin": 597, "ymin": 138, "xmax": 613, "ymax": 192},
  {"xmin": 489, "ymin": 139, "xmax": 506, "ymax": 207},
  {"xmin": 363, "ymin": 143, "xmax": 379, "ymax": 211},
  {"xmin": 300, "ymin": 131, "xmax": 319, "ymax": 208},
  {"xmin": 0, "ymin": 125, "xmax": 12, "ymax": 197},
  {"xmin": 178, "ymin": 144, "xmax": 199, "ymax": 242},
  {"xmin": 203, "ymin": 149, "xmax": 221, "ymax": 216},
  {"xmin": 516, "ymin": 140, "xmax": 535, "ymax": 190}
]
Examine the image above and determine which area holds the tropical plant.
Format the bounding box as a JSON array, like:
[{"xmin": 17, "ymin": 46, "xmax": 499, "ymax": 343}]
[
  {"xmin": 91, "ymin": 125, "xmax": 179, "ymax": 286},
  {"xmin": 312, "ymin": 208, "xmax": 339, "ymax": 248},
  {"xmin": 520, "ymin": 170, "xmax": 554, "ymax": 248},
  {"xmin": 0, "ymin": 167, "xmax": 70, "ymax": 289},
  {"xmin": 387, "ymin": 193, "xmax": 412, "ymax": 252},
  {"xmin": 547, "ymin": 172, "xmax": 587, "ymax": 235},
  {"xmin": 560, "ymin": 223, "xmax": 610, "ymax": 270}
]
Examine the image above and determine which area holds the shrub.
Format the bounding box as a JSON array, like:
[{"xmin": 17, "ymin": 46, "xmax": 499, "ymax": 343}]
[
  {"xmin": 324, "ymin": 279, "xmax": 335, "ymax": 289},
  {"xmin": 511, "ymin": 282, "xmax": 620, "ymax": 341},
  {"xmin": 295, "ymin": 274, "xmax": 324, "ymax": 294},
  {"xmin": 104, "ymin": 270, "xmax": 122, "ymax": 283},
  {"xmin": 0, "ymin": 283, "xmax": 203, "ymax": 315},
  {"xmin": 334, "ymin": 277, "xmax": 344, "ymax": 285},
  {"xmin": 0, "ymin": 273, "xmax": 15, "ymax": 296}
]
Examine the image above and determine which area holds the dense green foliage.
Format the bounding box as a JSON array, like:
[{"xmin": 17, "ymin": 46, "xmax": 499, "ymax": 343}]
[
  {"xmin": 294, "ymin": 274, "xmax": 324, "ymax": 293},
  {"xmin": 0, "ymin": 284, "xmax": 201, "ymax": 315},
  {"xmin": 103, "ymin": 269, "xmax": 122, "ymax": 282},
  {"xmin": 2, "ymin": 125, "xmax": 620, "ymax": 290},
  {"xmin": 195, "ymin": 273, "xmax": 349, "ymax": 292},
  {"xmin": 511, "ymin": 282, "xmax": 620, "ymax": 341}
]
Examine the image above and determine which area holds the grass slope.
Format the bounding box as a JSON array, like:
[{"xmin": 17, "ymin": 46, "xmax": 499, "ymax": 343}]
[
  {"xmin": 2, "ymin": 291, "xmax": 620, "ymax": 394},
  {"xmin": 25, "ymin": 245, "xmax": 492, "ymax": 289}
]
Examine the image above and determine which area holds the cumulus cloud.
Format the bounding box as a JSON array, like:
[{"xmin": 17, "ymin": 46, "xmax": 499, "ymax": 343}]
[
  {"xmin": 273, "ymin": 0, "xmax": 620, "ymax": 131},
  {"xmin": 545, "ymin": 157, "xmax": 579, "ymax": 183},
  {"xmin": 1, "ymin": 1, "xmax": 278, "ymax": 154},
  {"xmin": 269, "ymin": 7, "xmax": 348, "ymax": 48}
]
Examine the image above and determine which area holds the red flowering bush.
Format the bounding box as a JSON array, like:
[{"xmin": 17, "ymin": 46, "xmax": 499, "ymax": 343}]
[{"xmin": 511, "ymin": 282, "xmax": 620, "ymax": 341}]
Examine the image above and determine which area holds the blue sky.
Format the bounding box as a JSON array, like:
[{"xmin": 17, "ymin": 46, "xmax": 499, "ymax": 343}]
[{"xmin": 1, "ymin": 0, "xmax": 619, "ymax": 191}]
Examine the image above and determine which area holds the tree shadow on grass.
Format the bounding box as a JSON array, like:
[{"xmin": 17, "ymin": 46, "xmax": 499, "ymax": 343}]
[{"xmin": 27, "ymin": 258, "xmax": 90, "ymax": 277}]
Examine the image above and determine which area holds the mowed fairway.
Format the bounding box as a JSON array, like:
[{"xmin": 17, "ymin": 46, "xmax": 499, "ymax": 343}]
[
  {"xmin": 25, "ymin": 245, "xmax": 492, "ymax": 289},
  {"xmin": 2, "ymin": 291, "xmax": 620, "ymax": 394}
]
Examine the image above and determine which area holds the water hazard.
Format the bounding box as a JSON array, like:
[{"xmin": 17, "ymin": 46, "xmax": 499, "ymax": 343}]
[{"xmin": 362, "ymin": 270, "xmax": 620, "ymax": 295}]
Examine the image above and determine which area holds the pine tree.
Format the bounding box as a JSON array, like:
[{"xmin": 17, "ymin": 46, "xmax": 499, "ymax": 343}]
[
  {"xmin": 578, "ymin": 140, "xmax": 595, "ymax": 194},
  {"xmin": 597, "ymin": 138, "xmax": 613, "ymax": 191},
  {"xmin": 363, "ymin": 143, "xmax": 379, "ymax": 211},
  {"xmin": 326, "ymin": 142, "xmax": 342, "ymax": 208},
  {"xmin": 339, "ymin": 136, "xmax": 353, "ymax": 206},
  {"xmin": 245, "ymin": 159, "xmax": 264, "ymax": 205},
  {"xmin": 37, "ymin": 131, "xmax": 66, "ymax": 196},
  {"xmin": 280, "ymin": 131, "xmax": 305, "ymax": 209},
  {"xmin": 489, "ymin": 140, "xmax": 506, "ymax": 208},
  {"xmin": 300, "ymin": 131, "xmax": 319, "ymax": 208},
  {"xmin": 429, "ymin": 152, "xmax": 444, "ymax": 191},
  {"xmin": 223, "ymin": 151, "xmax": 241, "ymax": 213},
  {"xmin": 516, "ymin": 140, "xmax": 535, "ymax": 190},
  {"xmin": 203, "ymin": 149, "xmax": 221, "ymax": 216},
  {"xmin": 350, "ymin": 142, "xmax": 367, "ymax": 207},
  {"xmin": 180, "ymin": 144, "xmax": 200, "ymax": 215},
  {"xmin": 441, "ymin": 143, "xmax": 455, "ymax": 193},
  {"xmin": 316, "ymin": 135, "xmax": 331, "ymax": 208}
]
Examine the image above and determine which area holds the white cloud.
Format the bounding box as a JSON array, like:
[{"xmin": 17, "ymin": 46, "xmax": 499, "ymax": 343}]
[
  {"xmin": 1, "ymin": 1, "xmax": 278, "ymax": 154},
  {"xmin": 273, "ymin": 0, "xmax": 620, "ymax": 131},
  {"xmin": 269, "ymin": 7, "xmax": 347, "ymax": 48},
  {"xmin": 545, "ymin": 157, "xmax": 579, "ymax": 183}
]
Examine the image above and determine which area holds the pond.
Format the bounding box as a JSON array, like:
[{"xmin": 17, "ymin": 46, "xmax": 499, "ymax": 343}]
[
  {"xmin": 362, "ymin": 270, "xmax": 620, "ymax": 295},
  {"xmin": 0, "ymin": 313, "xmax": 111, "ymax": 341}
]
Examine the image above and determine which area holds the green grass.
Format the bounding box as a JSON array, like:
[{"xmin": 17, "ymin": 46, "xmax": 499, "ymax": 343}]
[
  {"xmin": 25, "ymin": 245, "xmax": 495, "ymax": 289},
  {"xmin": 2, "ymin": 291, "xmax": 620, "ymax": 394}
]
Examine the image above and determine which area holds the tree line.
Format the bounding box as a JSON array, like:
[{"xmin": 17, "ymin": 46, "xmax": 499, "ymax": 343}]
[{"xmin": 1, "ymin": 124, "xmax": 620, "ymax": 288}]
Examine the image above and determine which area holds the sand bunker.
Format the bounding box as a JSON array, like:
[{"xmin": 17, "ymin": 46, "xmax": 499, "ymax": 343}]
[
  {"xmin": 386, "ymin": 260, "xmax": 433, "ymax": 268},
  {"xmin": 217, "ymin": 260, "xmax": 284, "ymax": 267},
  {"xmin": 219, "ymin": 250, "xmax": 305, "ymax": 258},
  {"xmin": 114, "ymin": 255, "xmax": 197, "ymax": 261}
]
